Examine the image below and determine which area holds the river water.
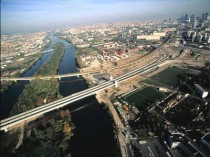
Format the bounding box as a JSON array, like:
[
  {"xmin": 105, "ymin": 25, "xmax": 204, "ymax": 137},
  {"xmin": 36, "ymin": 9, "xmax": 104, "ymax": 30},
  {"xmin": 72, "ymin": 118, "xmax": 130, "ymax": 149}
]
[
  {"xmin": 1, "ymin": 35, "xmax": 119, "ymax": 157},
  {"xmin": 0, "ymin": 36, "xmax": 58, "ymax": 119}
]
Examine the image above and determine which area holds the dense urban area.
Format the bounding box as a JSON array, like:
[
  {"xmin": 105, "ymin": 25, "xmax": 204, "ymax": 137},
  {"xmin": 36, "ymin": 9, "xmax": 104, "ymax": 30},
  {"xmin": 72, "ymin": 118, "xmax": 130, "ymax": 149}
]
[{"xmin": 1, "ymin": 12, "xmax": 210, "ymax": 157}]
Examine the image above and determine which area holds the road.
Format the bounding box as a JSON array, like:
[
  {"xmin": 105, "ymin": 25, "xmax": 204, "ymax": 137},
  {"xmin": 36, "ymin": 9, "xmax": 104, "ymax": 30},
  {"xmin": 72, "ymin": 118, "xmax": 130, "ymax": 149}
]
[
  {"xmin": 1, "ymin": 72, "xmax": 100, "ymax": 82},
  {"xmin": 0, "ymin": 57, "xmax": 167, "ymax": 132}
]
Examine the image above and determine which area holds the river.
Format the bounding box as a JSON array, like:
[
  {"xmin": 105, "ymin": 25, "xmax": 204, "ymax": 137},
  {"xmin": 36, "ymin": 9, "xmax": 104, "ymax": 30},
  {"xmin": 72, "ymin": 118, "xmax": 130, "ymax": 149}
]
[
  {"xmin": 1, "ymin": 35, "xmax": 119, "ymax": 157},
  {"xmin": 0, "ymin": 36, "xmax": 58, "ymax": 119}
]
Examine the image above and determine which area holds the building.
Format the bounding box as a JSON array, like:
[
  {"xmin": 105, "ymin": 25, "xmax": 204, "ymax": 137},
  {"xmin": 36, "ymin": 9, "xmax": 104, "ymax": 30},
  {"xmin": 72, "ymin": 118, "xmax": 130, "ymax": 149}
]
[
  {"xmin": 202, "ymin": 13, "xmax": 208, "ymax": 22},
  {"xmin": 201, "ymin": 133, "xmax": 210, "ymax": 150},
  {"xmin": 207, "ymin": 36, "xmax": 210, "ymax": 43},
  {"xmin": 168, "ymin": 133, "xmax": 206, "ymax": 157},
  {"xmin": 192, "ymin": 33, "xmax": 197, "ymax": 43},
  {"xmin": 187, "ymin": 31, "xmax": 193, "ymax": 38},
  {"xmin": 104, "ymin": 42, "xmax": 119, "ymax": 48},
  {"xmin": 153, "ymin": 32, "xmax": 166, "ymax": 37},
  {"xmin": 138, "ymin": 140, "xmax": 168, "ymax": 157},
  {"xmin": 193, "ymin": 21, "xmax": 198, "ymax": 28},
  {"xmin": 162, "ymin": 27, "xmax": 176, "ymax": 33},
  {"xmin": 194, "ymin": 84, "xmax": 208, "ymax": 98},
  {"xmin": 185, "ymin": 14, "xmax": 189, "ymax": 21},
  {"xmin": 76, "ymin": 43, "xmax": 90, "ymax": 48},
  {"xmin": 204, "ymin": 33, "xmax": 208, "ymax": 41},
  {"xmin": 137, "ymin": 35, "xmax": 160, "ymax": 40},
  {"xmin": 196, "ymin": 34, "xmax": 203, "ymax": 43}
]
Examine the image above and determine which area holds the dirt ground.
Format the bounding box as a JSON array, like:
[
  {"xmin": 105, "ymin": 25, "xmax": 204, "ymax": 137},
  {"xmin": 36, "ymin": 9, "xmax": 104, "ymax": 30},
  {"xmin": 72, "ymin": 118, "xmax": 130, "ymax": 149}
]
[{"xmin": 83, "ymin": 41, "xmax": 208, "ymax": 96}]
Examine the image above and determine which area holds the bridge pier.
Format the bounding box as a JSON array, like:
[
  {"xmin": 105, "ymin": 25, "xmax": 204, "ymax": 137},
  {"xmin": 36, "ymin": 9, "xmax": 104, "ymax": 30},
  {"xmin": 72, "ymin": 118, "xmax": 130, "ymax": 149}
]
[
  {"xmin": 3, "ymin": 128, "xmax": 8, "ymax": 132},
  {"xmin": 77, "ymin": 75, "xmax": 79, "ymax": 78},
  {"xmin": 114, "ymin": 80, "xmax": 118, "ymax": 88},
  {"xmin": 110, "ymin": 76, "xmax": 113, "ymax": 81}
]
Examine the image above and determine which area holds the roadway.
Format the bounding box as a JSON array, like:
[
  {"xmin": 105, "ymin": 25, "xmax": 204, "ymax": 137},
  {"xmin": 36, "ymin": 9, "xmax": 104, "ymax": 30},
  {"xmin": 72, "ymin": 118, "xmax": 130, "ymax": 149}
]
[
  {"xmin": 1, "ymin": 34, "xmax": 174, "ymax": 83},
  {"xmin": 0, "ymin": 57, "xmax": 167, "ymax": 132},
  {"xmin": 1, "ymin": 72, "xmax": 100, "ymax": 82}
]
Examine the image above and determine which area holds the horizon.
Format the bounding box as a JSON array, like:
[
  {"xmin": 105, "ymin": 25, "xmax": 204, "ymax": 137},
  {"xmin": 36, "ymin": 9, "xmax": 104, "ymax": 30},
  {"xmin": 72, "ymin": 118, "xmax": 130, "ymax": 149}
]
[{"xmin": 2, "ymin": 0, "xmax": 210, "ymax": 34}]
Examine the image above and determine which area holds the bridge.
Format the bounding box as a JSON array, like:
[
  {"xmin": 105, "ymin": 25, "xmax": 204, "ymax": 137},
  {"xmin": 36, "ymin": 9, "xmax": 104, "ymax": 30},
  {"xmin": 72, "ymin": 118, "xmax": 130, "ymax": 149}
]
[
  {"xmin": 1, "ymin": 72, "xmax": 100, "ymax": 82},
  {"xmin": 1, "ymin": 34, "xmax": 174, "ymax": 83},
  {"xmin": 42, "ymin": 49, "xmax": 54, "ymax": 53},
  {"xmin": 0, "ymin": 57, "xmax": 167, "ymax": 132}
]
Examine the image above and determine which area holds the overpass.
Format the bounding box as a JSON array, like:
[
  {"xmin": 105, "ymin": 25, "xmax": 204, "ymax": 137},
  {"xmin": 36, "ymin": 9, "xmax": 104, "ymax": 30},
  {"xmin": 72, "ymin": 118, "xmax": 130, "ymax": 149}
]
[
  {"xmin": 1, "ymin": 72, "xmax": 100, "ymax": 82},
  {"xmin": 0, "ymin": 57, "xmax": 167, "ymax": 132}
]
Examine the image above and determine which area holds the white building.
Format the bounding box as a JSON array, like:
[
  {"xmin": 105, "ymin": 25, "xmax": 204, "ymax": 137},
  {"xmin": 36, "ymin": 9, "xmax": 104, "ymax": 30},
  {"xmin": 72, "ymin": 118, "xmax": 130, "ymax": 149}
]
[
  {"xmin": 153, "ymin": 32, "xmax": 166, "ymax": 37},
  {"xmin": 137, "ymin": 35, "xmax": 160, "ymax": 40}
]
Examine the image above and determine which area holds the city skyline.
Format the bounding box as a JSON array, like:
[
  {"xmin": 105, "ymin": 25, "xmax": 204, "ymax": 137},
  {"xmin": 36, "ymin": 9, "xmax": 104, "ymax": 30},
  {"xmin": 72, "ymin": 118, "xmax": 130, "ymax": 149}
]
[{"xmin": 1, "ymin": 0, "xmax": 210, "ymax": 34}]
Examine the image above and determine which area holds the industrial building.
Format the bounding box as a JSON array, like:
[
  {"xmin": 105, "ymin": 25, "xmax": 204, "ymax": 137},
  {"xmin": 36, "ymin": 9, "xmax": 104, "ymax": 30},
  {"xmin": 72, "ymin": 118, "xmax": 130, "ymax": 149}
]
[{"xmin": 137, "ymin": 35, "xmax": 161, "ymax": 40}]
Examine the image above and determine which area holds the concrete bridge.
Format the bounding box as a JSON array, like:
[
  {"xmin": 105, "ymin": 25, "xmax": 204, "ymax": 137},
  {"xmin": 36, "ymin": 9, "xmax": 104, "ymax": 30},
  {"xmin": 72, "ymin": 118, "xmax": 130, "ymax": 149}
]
[
  {"xmin": 1, "ymin": 72, "xmax": 100, "ymax": 82},
  {"xmin": 0, "ymin": 57, "xmax": 167, "ymax": 132}
]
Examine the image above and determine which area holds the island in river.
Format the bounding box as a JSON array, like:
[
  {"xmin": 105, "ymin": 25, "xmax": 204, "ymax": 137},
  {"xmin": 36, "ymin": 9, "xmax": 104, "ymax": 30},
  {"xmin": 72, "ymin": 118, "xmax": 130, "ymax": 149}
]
[{"xmin": 1, "ymin": 42, "xmax": 75, "ymax": 157}]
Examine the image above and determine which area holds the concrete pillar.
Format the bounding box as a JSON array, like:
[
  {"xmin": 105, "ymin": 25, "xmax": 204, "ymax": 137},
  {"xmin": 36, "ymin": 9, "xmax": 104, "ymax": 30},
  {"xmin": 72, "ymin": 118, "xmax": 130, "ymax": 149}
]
[
  {"xmin": 110, "ymin": 76, "xmax": 113, "ymax": 81},
  {"xmin": 115, "ymin": 80, "xmax": 118, "ymax": 88},
  {"xmin": 77, "ymin": 75, "xmax": 79, "ymax": 78},
  {"xmin": 4, "ymin": 128, "xmax": 8, "ymax": 132}
]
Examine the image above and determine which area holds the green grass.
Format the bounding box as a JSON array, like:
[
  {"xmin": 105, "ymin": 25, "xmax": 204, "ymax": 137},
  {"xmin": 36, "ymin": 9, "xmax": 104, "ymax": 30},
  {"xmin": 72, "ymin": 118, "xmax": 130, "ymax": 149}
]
[
  {"xmin": 143, "ymin": 66, "xmax": 188, "ymax": 88},
  {"xmin": 76, "ymin": 47, "xmax": 96, "ymax": 55},
  {"xmin": 124, "ymin": 86, "xmax": 166, "ymax": 110},
  {"xmin": 75, "ymin": 55, "xmax": 86, "ymax": 68}
]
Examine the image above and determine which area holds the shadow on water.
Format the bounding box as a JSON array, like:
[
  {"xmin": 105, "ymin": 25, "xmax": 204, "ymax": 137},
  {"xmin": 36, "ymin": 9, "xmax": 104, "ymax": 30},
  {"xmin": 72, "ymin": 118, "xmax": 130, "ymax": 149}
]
[{"xmin": 57, "ymin": 38, "xmax": 120, "ymax": 157}]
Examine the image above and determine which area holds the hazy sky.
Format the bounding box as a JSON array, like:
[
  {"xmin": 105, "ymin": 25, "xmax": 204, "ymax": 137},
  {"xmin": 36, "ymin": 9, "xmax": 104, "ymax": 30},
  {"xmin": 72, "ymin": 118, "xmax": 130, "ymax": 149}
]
[{"xmin": 1, "ymin": 0, "xmax": 210, "ymax": 34}]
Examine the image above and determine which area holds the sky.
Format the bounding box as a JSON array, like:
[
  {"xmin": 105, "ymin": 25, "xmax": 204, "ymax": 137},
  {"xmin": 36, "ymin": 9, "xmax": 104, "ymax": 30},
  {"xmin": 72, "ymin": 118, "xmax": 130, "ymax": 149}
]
[{"xmin": 1, "ymin": 0, "xmax": 210, "ymax": 34}]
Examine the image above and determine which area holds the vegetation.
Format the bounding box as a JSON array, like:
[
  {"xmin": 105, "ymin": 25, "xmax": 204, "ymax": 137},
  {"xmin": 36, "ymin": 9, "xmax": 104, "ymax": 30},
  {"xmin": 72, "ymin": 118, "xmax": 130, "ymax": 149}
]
[
  {"xmin": 37, "ymin": 42, "xmax": 65, "ymax": 75},
  {"xmin": 143, "ymin": 66, "xmax": 188, "ymax": 88},
  {"xmin": 10, "ymin": 79, "xmax": 62, "ymax": 115},
  {"xmin": 1, "ymin": 38, "xmax": 52, "ymax": 94},
  {"xmin": 11, "ymin": 42, "xmax": 65, "ymax": 115},
  {"xmin": 135, "ymin": 112, "xmax": 166, "ymax": 140},
  {"xmin": 2, "ymin": 110, "xmax": 75, "ymax": 157},
  {"xmin": 4, "ymin": 42, "xmax": 76, "ymax": 157},
  {"xmin": 124, "ymin": 86, "xmax": 166, "ymax": 110},
  {"xmin": 75, "ymin": 55, "xmax": 86, "ymax": 68},
  {"xmin": 17, "ymin": 110, "xmax": 74, "ymax": 157},
  {"xmin": 41, "ymin": 36, "xmax": 52, "ymax": 51}
]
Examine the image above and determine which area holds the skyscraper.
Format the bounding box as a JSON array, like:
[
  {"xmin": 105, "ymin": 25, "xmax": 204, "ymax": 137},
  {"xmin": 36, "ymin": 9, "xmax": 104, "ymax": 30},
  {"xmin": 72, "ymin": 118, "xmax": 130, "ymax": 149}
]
[
  {"xmin": 192, "ymin": 32, "xmax": 197, "ymax": 42},
  {"xmin": 193, "ymin": 20, "xmax": 198, "ymax": 28},
  {"xmin": 185, "ymin": 14, "xmax": 189, "ymax": 21},
  {"xmin": 202, "ymin": 13, "xmax": 208, "ymax": 22}
]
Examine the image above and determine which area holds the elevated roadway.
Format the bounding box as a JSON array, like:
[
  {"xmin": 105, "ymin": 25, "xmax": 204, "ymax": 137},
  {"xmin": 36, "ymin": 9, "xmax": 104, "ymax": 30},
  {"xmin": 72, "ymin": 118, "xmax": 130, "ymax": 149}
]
[
  {"xmin": 0, "ymin": 58, "xmax": 167, "ymax": 132},
  {"xmin": 1, "ymin": 72, "xmax": 100, "ymax": 82}
]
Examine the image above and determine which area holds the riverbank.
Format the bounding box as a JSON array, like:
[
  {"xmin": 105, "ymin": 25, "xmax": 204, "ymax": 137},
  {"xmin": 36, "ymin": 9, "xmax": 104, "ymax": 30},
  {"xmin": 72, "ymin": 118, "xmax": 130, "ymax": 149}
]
[
  {"xmin": 11, "ymin": 42, "xmax": 65, "ymax": 115},
  {"xmin": 1, "ymin": 42, "xmax": 76, "ymax": 156},
  {"xmin": 96, "ymin": 91, "xmax": 126, "ymax": 157},
  {"xmin": 1, "ymin": 36, "xmax": 119, "ymax": 157},
  {"xmin": 1, "ymin": 39, "xmax": 52, "ymax": 94}
]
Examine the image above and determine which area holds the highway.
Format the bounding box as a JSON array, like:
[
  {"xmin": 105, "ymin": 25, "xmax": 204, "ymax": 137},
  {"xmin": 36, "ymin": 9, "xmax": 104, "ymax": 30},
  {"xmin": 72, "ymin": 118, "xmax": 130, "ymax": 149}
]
[{"xmin": 0, "ymin": 57, "xmax": 167, "ymax": 132}]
